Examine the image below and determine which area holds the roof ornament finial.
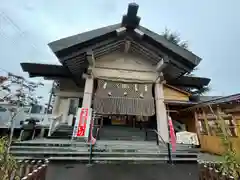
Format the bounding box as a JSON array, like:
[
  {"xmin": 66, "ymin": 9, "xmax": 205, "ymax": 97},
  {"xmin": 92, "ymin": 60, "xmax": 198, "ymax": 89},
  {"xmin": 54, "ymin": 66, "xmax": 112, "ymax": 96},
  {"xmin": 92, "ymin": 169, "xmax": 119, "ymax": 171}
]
[{"xmin": 121, "ymin": 3, "xmax": 141, "ymax": 29}]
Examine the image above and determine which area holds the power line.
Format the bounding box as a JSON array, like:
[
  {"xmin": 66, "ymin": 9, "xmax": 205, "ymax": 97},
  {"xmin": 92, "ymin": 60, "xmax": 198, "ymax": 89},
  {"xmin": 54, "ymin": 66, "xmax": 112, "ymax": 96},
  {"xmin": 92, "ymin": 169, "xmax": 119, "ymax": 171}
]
[{"xmin": 0, "ymin": 10, "xmax": 40, "ymax": 53}]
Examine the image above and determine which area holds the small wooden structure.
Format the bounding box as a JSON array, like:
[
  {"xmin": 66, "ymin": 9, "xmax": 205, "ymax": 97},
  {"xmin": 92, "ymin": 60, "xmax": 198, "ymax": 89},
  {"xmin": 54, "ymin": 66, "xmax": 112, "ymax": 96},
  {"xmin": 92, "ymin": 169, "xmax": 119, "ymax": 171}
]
[{"xmin": 183, "ymin": 94, "xmax": 240, "ymax": 155}]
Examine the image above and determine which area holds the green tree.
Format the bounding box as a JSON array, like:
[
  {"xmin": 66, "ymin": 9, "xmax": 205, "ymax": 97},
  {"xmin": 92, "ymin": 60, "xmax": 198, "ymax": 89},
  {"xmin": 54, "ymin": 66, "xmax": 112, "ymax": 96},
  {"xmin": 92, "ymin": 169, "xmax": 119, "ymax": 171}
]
[
  {"xmin": 162, "ymin": 28, "xmax": 210, "ymax": 95},
  {"xmin": 208, "ymin": 105, "xmax": 240, "ymax": 179},
  {"xmin": 162, "ymin": 28, "xmax": 188, "ymax": 49}
]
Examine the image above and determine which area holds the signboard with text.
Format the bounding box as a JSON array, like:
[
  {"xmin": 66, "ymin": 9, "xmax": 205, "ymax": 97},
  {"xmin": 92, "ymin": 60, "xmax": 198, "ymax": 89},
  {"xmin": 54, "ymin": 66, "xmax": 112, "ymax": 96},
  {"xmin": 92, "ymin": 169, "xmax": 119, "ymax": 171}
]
[{"xmin": 72, "ymin": 108, "xmax": 92, "ymax": 139}]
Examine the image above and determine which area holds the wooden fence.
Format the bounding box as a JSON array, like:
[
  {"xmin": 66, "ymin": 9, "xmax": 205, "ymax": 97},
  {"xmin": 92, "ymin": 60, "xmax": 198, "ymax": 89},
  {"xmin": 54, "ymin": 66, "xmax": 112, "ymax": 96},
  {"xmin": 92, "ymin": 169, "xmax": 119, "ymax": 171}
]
[
  {"xmin": 11, "ymin": 159, "xmax": 49, "ymax": 180},
  {"xmin": 198, "ymin": 161, "xmax": 237, "ymax": 180}
]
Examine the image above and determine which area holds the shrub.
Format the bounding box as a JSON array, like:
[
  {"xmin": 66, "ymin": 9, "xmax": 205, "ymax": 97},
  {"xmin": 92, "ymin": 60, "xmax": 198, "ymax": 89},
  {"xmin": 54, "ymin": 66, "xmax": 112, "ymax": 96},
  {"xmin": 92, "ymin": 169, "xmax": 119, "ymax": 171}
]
[{"xmin": 0, "ymin": 136, "xmax": 19, "ymax": 180}]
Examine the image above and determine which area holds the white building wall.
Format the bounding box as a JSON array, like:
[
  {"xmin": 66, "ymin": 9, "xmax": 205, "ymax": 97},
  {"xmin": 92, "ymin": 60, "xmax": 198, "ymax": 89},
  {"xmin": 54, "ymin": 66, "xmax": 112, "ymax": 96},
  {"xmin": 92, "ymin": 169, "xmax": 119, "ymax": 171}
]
[{"xmin": 51, "ymin": 78, "xmax": 84, "ymax": 125}]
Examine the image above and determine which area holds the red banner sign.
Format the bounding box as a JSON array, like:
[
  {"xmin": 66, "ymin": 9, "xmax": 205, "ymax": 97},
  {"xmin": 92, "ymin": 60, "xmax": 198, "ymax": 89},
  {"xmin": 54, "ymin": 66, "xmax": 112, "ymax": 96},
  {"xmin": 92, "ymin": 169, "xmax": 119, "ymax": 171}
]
[{"xmin": 76, "ymin": 108, "xmax": 89, "ymax": 137}]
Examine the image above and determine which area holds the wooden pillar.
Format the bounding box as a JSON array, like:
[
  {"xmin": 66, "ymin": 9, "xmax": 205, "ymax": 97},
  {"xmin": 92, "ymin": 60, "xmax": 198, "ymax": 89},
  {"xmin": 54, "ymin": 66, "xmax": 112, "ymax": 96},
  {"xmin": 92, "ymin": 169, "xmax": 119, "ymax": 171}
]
[
  {"xmin": 202, "ymin": 109, "xmax": 210, "ymax": 135},
  {"xmin": 100, "ymin": 116, "xmax": 103, "ymax": 128},
  {"xmin": 216, "ymin": 107, "xmax": 227, "ymax": 136},
  {"xmin": 230, "ymin": 115, "xmax": 237, "ymax": 137},
  {"xmin": 154, "ymin": 82, "xmax": 169, "ymax": 143},
  {"xmin": 194, "ymin": 110, "xmax": 201, "ymax": 140},
  {"xmin": 82, "ymin": 75, "xmax": 94, "ymax": 108},
  {"xmin": 233, "ymin": 113, "xmax": 240, "ymax": 137}
]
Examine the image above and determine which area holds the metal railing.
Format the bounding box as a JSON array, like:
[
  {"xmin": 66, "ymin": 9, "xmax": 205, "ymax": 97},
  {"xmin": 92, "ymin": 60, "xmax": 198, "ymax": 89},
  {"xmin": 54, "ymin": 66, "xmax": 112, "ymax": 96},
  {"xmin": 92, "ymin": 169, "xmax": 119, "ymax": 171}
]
[
  {"xmin": 48, "ymin": 114, "xmax": 62, "ymax": 136},
  {"xmin": 88, "ymin": 125, "xmax": 101, "ymax": 164},
  {"xmin": 88, "ymin": 110, "xmax": 101, "ymax": 164},
  {"xmin": 146, "ymin": 129, "xmax": 172, "ymax": 164}
]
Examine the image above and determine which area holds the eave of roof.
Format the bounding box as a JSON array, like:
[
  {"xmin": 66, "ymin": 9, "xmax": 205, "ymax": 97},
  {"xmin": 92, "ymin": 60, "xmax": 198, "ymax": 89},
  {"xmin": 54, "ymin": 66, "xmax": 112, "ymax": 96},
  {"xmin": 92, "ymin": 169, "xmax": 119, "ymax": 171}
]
[
  {"xmin": 164, "ymin": 100, "xmax": 197, "ymax": 106},
  {"xmin": 168, "ymin": 76, "xmax": 211, "ymax": 89},
  {"xmin": 20, "ymin": 63, "xmax": 72, "ymax": 78},
  {"xmin": 182, "ymin": 93, "xmax": 240, "ymax": 111},
  {"xmin": 138, "ymin": 26, "xmax": 201, "ymax": 66},
  {"xmin": 20, "ymin": 62, "xmax": 209, "ymax": 90},
  {"xmin": 48, "ymin": 23, "xmax": 122, "ymax": 53}
]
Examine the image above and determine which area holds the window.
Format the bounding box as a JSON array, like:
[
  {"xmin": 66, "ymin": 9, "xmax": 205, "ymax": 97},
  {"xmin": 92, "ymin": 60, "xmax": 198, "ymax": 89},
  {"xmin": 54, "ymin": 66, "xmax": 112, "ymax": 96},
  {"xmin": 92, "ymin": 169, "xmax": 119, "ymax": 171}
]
[
  {"xmin": 30, "ymin": 105, "xmax": 42, "ymax": 114},
  {"xmin": 68, "ymin": 99, "xmax": 78, "ymax": 115},
  {"xmin": 23, "ymin": 108, "xmax": 31, "ymax": 113},
  {"xmin": 0, "ymin": 107, "xmax": 6, "ymax": 112}
]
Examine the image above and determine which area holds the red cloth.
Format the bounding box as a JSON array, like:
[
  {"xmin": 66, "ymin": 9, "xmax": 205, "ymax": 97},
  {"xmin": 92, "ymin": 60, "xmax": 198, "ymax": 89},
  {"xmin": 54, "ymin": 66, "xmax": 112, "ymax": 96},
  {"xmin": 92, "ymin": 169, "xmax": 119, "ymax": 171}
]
[
  {"xmin": 168, "ymin": 116, "xmax": 176, "ymax": 152},
  {"xmin": 88, "ymin": 119, "xmax": 96, "ymax": 145}
]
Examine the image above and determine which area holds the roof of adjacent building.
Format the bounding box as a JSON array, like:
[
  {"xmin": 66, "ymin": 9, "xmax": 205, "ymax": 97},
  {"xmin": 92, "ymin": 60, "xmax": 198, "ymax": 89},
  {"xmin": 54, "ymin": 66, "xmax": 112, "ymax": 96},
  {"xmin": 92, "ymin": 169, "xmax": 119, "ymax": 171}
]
[
  {"xmin": 197, "ymin": 94, "xmax": 240, "ymax": 106},
  {"xmin": 182, "ymin": 94, "xmax": 240, "ymax": 111},
  {"xmin": 193, "ymin": 96, "xmax": 223, "ymax": 102}
]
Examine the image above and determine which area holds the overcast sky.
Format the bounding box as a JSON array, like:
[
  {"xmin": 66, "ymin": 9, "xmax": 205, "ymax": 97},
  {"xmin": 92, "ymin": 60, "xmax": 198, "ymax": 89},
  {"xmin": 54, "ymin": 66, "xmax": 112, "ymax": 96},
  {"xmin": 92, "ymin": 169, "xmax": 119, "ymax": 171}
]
[{"xmin": 0, "ymin": 0, "xmax": 239, "ymax": 104}]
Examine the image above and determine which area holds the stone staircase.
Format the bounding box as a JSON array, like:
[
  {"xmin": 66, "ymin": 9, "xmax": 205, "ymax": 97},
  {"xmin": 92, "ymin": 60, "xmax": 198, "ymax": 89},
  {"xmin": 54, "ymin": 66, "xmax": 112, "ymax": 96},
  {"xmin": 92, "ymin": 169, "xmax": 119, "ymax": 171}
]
[
  {"xmin": 48, "ymin": 124, "xmax": 73, "ymax": 139},
  {"xmin": 10, "ymin": 139, "xmax": 198, "ymax": 164},
  {"xmin": 99, "ymin": 126, "xmax": 147, "ymax": 141}
]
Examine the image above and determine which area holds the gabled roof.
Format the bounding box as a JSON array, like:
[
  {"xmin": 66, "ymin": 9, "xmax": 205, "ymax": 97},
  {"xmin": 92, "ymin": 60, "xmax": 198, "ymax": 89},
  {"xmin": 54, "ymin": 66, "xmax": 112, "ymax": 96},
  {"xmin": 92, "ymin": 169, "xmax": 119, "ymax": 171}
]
[
  {"xmin": 49, "ymin": 23, "xmax": 201, "ymax": 67},
  {"xmin": 48, "ymin": 3, "xmax": 201, "ymax": 69}
]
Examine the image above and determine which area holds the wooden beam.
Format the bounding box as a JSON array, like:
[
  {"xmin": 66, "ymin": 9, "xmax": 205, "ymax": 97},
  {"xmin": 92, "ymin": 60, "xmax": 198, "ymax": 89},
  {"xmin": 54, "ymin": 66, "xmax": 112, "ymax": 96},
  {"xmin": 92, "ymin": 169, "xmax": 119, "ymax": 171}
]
[
  {"xmin": 233, "ymin": 115, "xmax": 240, "ymax": 137},
  {"xmin": 116, "ymin": 27, "xmax": 127, "ymax": 36},
  {"xmin": 197, "ymin": 114, "xmax": 232, "ymax": 120},
  {"xmin": 82, "ymin": 73, "xmax": 92, "ymax": 79},
  {"xmin": 216, "ymin": 107, "xmax": 227, "ymax": 136},
  {"xmin": 134, "ymin": 28, "xmax": 144, "ymax": 38},
  {"xmin": 86, "ymin": 50, "xmax": 95, "ymax": 67},
  {"xmin": 87, "ymin": 67, "xmax": 93, "ymax": 75},
  {"xmin": 194, "ymin": 111, "xmax": 201, "ymax": 142},
  {"xmin": 167, "ymin": 110, "xmax": 178, "ymax": 113},
  {"xmin": 156, "ymin": 57, "xmax": 169, "ymax": 73},
  {"xmin": 124, "ymin": 40, "xmax": 131, "ymax": 53},
  {"xmin": 141, "ymin": 41, "xmax": 192, "ymax": 72},
  {"xmin": 224, "ymin": 106, "xmax": 240, "ymax": 113},
  {"xmin": 202, "ymin": 109, "xmax": 210, "ymax": 135}
]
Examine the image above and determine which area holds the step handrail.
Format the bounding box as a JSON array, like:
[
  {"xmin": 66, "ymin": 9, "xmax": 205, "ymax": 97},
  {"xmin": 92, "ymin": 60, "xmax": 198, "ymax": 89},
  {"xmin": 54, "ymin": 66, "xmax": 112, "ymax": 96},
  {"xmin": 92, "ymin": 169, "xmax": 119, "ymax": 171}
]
[
  {"xmin": 151, "ymin": 129, "xmax": 173, "ymax": 164},
  {"xmin": 147, "ymin": 129, "xmax": 167, "ymax": 147},
  {"xmin": 89, "ymin": 125, "xmax": 101, "ymax": 164}
]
